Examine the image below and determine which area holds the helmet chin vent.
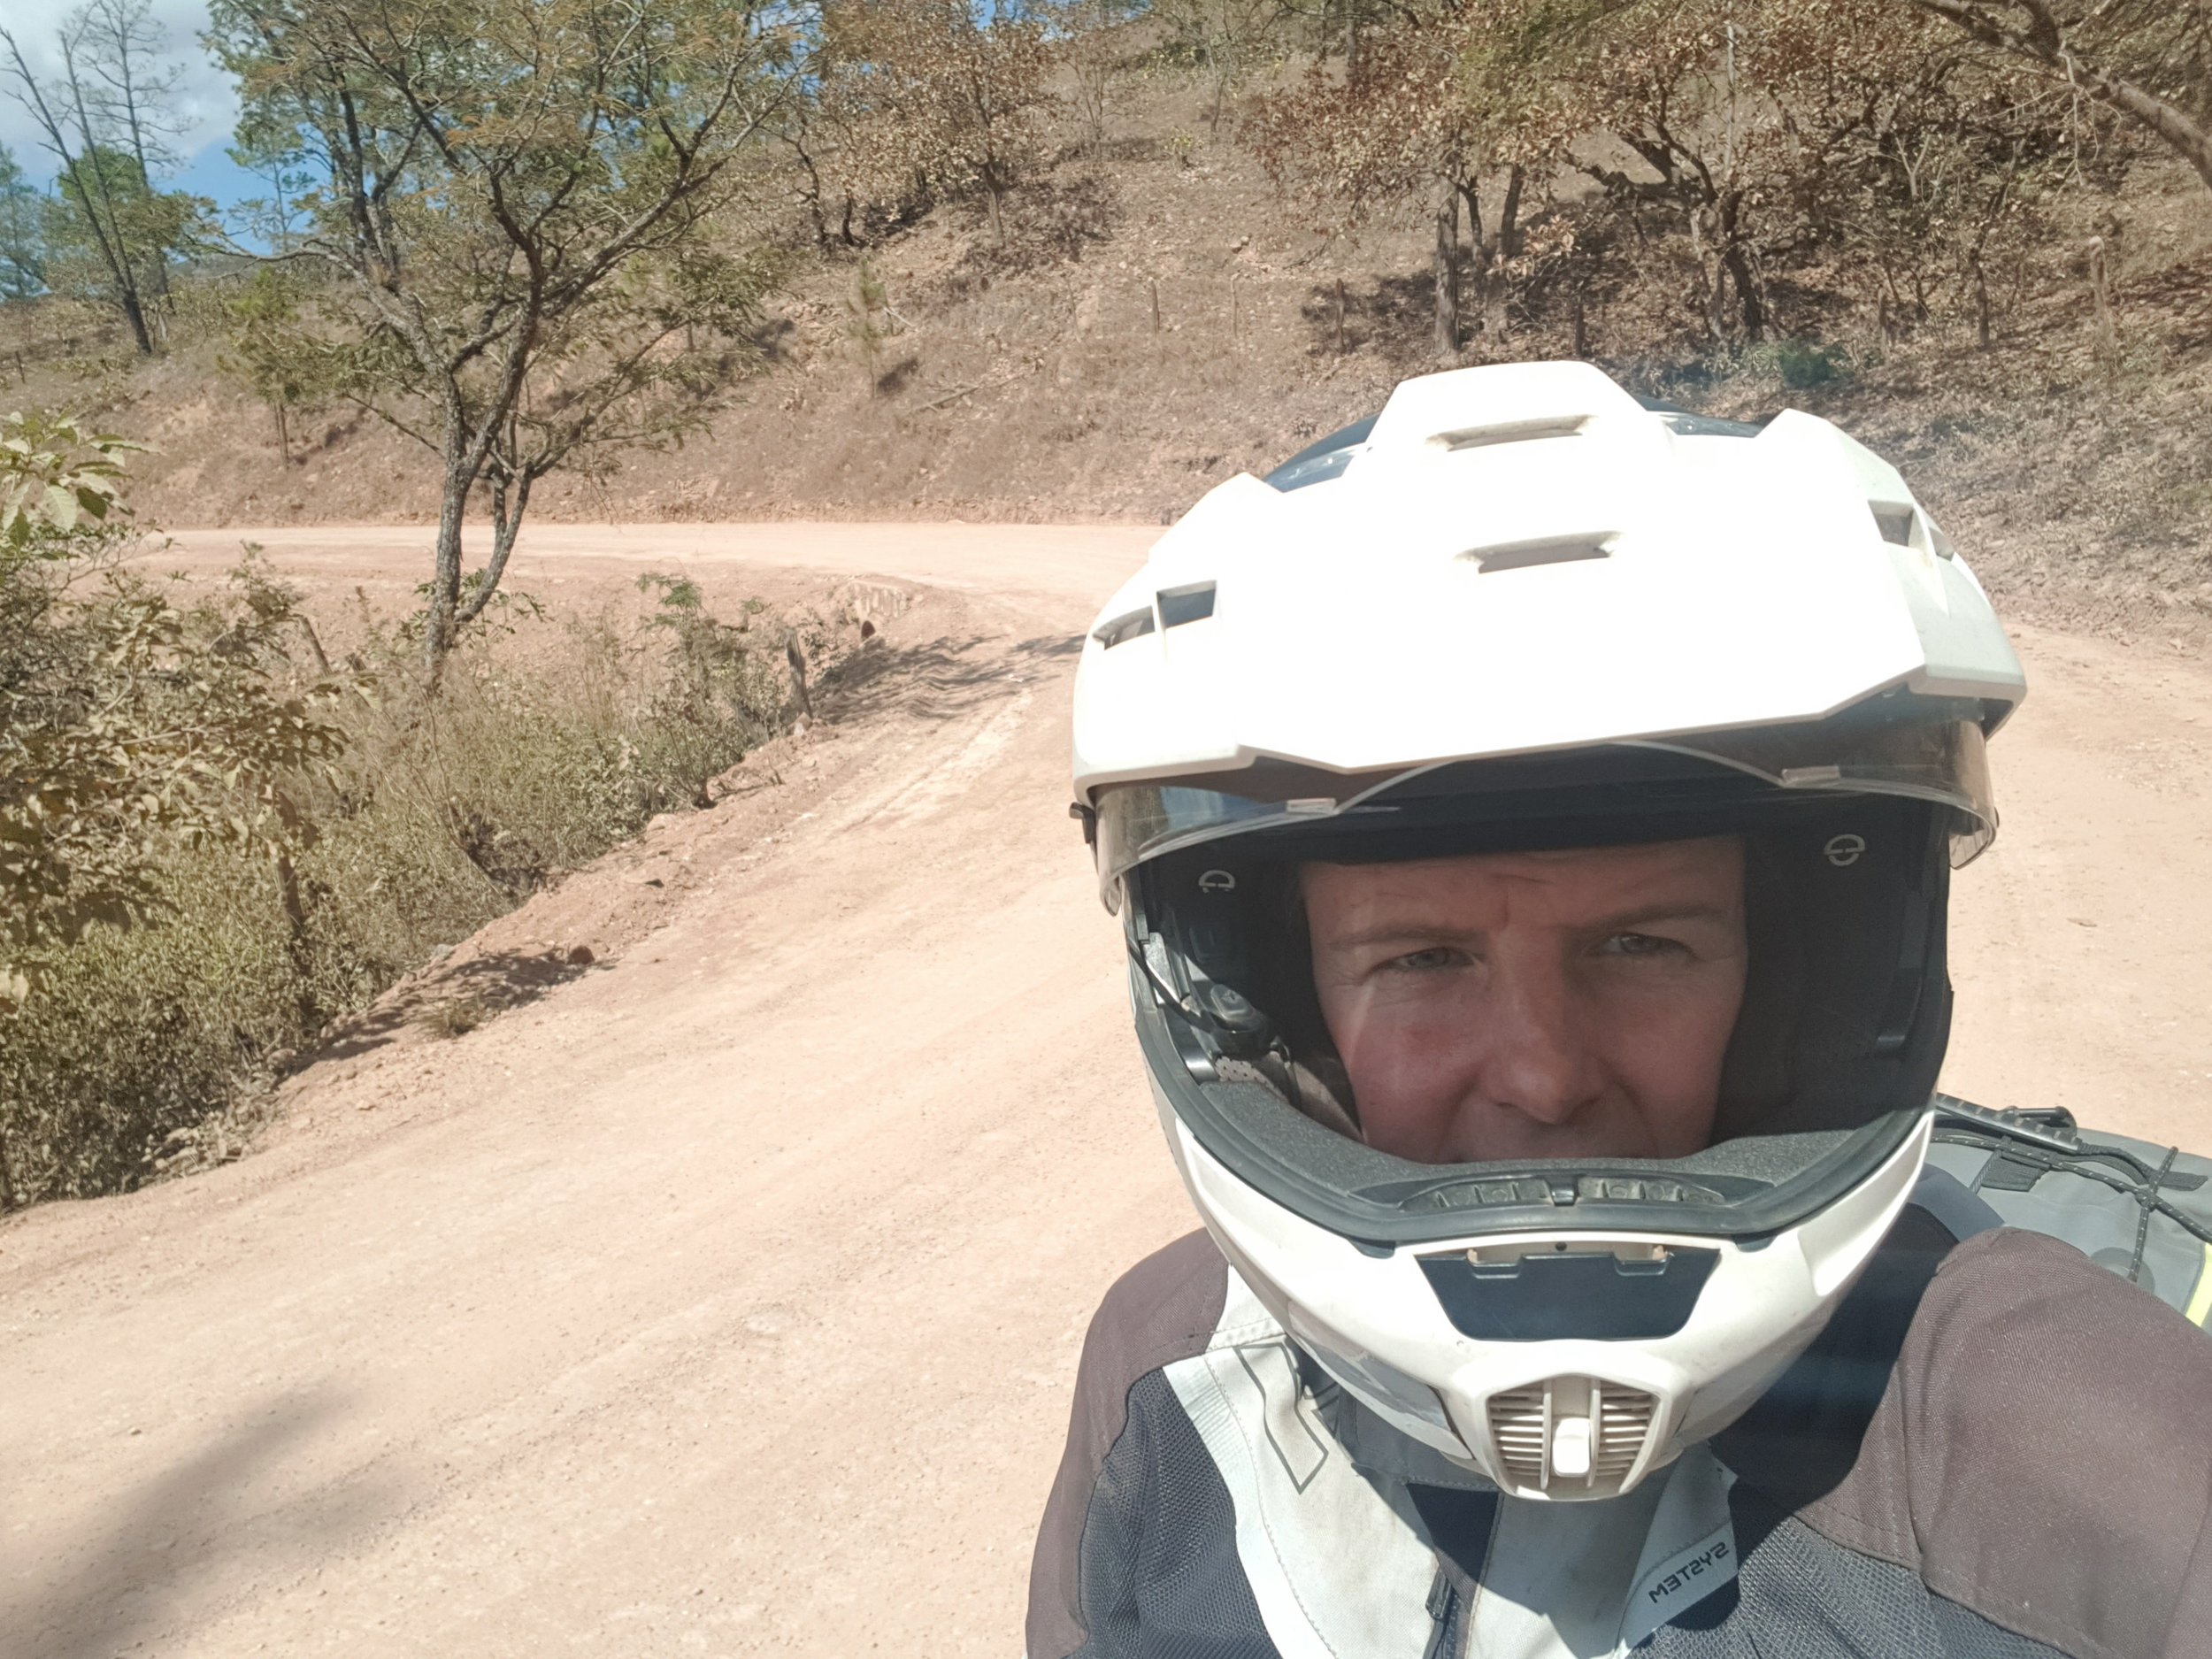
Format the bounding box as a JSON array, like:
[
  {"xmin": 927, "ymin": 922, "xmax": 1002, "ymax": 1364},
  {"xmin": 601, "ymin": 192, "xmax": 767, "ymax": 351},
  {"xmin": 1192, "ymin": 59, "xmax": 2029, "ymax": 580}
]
[{"xmin": 1486, "ymin": 1376, "xmax": 1659, "ymax": 1497}]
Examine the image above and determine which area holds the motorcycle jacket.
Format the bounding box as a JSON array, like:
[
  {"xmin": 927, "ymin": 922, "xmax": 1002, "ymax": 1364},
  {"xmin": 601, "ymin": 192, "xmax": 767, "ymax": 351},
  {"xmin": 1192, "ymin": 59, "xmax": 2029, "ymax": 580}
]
[{"xmin": 1027, "ymin": 1173, "xmax": 2212, "ymax": 1659}]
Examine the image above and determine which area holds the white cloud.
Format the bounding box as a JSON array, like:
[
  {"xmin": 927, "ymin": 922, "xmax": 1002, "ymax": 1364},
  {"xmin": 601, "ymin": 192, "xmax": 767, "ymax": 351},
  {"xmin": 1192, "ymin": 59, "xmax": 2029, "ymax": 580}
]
[{"xmin": 1, "ymin": 0, "xmax": 239, "ymax": 185}]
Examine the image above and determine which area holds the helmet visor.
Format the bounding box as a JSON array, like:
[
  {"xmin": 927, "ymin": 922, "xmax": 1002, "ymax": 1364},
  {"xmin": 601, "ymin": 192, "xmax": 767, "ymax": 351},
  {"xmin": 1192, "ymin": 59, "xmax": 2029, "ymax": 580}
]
[{"xmin": 1093, "ymin": 703, "xmax": 1995, "ymax": 906}]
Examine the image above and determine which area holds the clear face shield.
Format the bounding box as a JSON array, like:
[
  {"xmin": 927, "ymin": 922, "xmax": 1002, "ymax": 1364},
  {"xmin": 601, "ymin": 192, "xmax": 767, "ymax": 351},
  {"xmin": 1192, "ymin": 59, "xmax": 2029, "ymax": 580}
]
[
  {"xmin": 1092, "ymin": 703, "xmax": 1997, "ymax": 913},
  {"xmin": 1099, "ymin": 699, "xmax": 1990, "ymax": 1249}
]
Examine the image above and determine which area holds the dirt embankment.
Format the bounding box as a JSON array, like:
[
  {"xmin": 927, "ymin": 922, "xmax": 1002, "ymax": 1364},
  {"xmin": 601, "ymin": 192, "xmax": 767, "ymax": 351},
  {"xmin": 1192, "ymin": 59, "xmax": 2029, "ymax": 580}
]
[{"xmin": 3, "ymin": 522, "xmax": 2210, "ymax": 1657}]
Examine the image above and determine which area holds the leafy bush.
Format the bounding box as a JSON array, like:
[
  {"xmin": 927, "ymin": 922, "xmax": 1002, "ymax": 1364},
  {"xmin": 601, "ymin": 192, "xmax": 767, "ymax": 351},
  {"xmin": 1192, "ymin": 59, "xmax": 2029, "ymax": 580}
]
[
  {"xmin": 1757, "ymin": 339, "xmax": 1856, "ymax": 391},
  {"xmin": 2, "ymin": 415, "xmax": 345, "ymax": 1007},
  {"xmin": 0, "ymin": 417, "xmax": 821, "ymax": 1209}
]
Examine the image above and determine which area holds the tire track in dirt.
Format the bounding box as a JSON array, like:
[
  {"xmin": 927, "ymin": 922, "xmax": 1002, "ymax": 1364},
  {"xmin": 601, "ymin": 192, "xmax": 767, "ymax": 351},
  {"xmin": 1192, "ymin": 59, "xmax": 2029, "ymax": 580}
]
[{"xmin": 3, "ymin": 526, "xmax": 2208, "ymax": 1658}]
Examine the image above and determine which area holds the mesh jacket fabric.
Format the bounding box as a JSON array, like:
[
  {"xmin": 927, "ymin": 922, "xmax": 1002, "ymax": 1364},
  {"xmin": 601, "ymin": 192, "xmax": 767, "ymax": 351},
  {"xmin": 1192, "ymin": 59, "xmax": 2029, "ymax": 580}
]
[
  {"xmin": 1072, "ymin": 1370, "xmax": 1281, "ymax": 1659},
  {"xmin": 1647, "ymin": 1483, "xmax": 2069, "ymax": 1658},
  {"xmin": 1785, "ymin": 1229, "xmax": 2212, "ymax": 1659},
  {"xmin": 1031, "ymin": 1233, "xmax": 1233, "ymax": 1659}
]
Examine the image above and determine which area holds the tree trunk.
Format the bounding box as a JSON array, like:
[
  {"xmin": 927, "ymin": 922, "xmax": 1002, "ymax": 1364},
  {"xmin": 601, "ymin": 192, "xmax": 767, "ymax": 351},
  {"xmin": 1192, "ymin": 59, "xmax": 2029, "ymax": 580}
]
[
  {"xmin": 1433, "ymin": 180, "xmax": 1460, "ymax": 358},
  {"xmin": 793, "ymin": 142, "xmax": 832, "ymax": 250},
  {"xmin": 425, "ymin": 438, "xmax": 472, "ymax": 677},
  {"xmin": 1970, "ymin": 250, "xmax": 1992, "ymax": 349},
  {"xmin": 1467, "ymin": 170, "xmax": 1521, "ymax": 343},
  {"xmin": 1718, "ymin": 195, "xmax": 1765, "ymax": 342},
  {"xmin": 456, "ymin": 470, "xmax": 534, "ymax": 631},
  {"xmin": 1724, "ymin": 243, "xmax": 1766, "ymax": 342},
  {"xmin": 1688, "ymin": 207, "xmax": 1725, "ymax": 343},
  {"xmin": 2087, "ymin": 235, "xmax": 2117, "ymax": 382},
  {"xmin": 112, "ymin": 269, "xmax": 153, "ymax": 355},
  {"xmin": 786, "ymin": 632, "xmax": 813, "ymax": 720},
  {"xmin": 1498, "ymin": 165, "xmax": 1525, "ymax": 260}
]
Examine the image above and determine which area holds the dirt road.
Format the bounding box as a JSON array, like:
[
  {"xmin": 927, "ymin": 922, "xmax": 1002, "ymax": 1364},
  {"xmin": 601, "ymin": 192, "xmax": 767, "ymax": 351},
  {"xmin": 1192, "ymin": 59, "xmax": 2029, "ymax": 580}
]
[{"xmin": 6, "ymin": 523, "xmax": 2210, "ymax": 1659}]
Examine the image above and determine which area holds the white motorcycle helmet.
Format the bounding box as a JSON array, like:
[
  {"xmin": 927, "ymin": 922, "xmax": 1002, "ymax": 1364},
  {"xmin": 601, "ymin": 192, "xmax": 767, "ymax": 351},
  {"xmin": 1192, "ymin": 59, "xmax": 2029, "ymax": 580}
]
[{"xmin": 1071, "ymin": 361, "xmax": 2025, "ymax": 1502}]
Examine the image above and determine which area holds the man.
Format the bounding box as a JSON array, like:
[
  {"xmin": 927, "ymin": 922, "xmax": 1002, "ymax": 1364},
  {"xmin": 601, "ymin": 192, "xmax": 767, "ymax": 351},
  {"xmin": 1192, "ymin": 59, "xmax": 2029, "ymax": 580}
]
[{"xmin": 1029, "ymin": 362, "xmax": 2212, "ymax": 1657}]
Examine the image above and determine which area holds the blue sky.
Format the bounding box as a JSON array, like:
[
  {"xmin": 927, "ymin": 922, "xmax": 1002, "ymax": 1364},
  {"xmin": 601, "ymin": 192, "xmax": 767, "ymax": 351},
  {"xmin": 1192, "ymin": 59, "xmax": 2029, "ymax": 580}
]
[{"xmin": 3, "ymin": 0, "xmax": 259, "ymax": 208}]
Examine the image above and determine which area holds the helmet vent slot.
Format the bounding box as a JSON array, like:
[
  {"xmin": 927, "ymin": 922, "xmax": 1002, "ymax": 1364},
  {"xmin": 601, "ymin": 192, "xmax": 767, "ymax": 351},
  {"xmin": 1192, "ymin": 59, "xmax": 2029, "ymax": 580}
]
[
  {"xmin": 1488, "ymin": 1384, "xmax": 1552, "ymax": 1487},
  {"xmin": 1094, "ymin": 606, "xmax": 1156, "ymax": 649},
  {"xmin": 1595, "ymin": 1383, "xmax": 1658, "ymax": 1479},
  {"xmin": 1157, "ymin": 582, "xmax": 1217, "ymax": 628},
  {"xmin": 1465, "ymin": 534, "xmax": 1616, "ymax": 574},
  {"xmin": 1869, "ymin": 502, "xmax": 1921, "ymax": 549},
  {"xmin": 1486, "ymin": 1376, "xmax": 1657, "ymax": 1495},
  {"xmin": 1430, "ymin": 414, "xmax": 1592, "ymax": 451}
]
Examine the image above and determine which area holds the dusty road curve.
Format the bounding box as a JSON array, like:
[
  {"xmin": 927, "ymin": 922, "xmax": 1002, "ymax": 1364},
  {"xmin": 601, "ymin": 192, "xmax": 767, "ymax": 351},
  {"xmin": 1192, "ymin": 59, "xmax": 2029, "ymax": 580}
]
[{"xmin": 6, "ymin": 523, "xmax": 2212, "ymax": 1659}]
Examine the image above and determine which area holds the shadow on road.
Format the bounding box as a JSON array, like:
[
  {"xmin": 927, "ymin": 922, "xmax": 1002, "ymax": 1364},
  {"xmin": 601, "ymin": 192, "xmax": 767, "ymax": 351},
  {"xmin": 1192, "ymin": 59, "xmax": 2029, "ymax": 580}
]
[
  {"xmin": 820, "ymin": 629, "xmax": 1084, "ymax": 726},
  {"xmin": 311, "ymin": 947, "xmax": 601, "ymax": 1064},
  {"xmin": 5, "ymin": 1387, "xmax": 407, "ymax": 1659}
]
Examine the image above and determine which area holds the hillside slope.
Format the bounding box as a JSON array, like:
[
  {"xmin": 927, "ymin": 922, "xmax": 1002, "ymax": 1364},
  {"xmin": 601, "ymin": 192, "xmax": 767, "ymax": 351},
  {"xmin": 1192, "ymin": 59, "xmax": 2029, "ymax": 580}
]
[{"xmin": 6, "ymin": 68, "xmax": 2210, "ymax": 636}]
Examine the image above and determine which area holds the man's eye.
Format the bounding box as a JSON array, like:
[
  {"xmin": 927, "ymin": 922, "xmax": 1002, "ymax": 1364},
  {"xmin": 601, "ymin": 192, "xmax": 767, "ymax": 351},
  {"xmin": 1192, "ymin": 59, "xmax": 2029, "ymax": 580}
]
[
  {"xmin": 1601, "ymin": 933, "xmax": 1687, "ymax": 960},
  {"xmin": 1387, "ymin": 946, "xmax": 1466, "ymax": 972}
]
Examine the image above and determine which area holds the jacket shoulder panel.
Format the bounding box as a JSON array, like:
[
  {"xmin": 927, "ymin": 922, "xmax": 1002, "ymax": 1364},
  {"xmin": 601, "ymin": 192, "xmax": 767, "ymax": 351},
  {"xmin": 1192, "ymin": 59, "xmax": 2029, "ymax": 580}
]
[{"xmin": 1798, "ymin": 1226, "xmax": 2212, "ymax": 1659}]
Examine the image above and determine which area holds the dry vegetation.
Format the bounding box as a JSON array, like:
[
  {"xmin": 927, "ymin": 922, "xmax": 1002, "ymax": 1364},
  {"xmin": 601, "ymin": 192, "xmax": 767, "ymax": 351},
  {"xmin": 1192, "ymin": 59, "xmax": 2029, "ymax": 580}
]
[
  {"xmin": 1, "ymin": 440, "xmax": 872, "ymax": 1208},
  {"xmin": 2, "ymin": 29, "xmax": 2208, "ymax": 638}
]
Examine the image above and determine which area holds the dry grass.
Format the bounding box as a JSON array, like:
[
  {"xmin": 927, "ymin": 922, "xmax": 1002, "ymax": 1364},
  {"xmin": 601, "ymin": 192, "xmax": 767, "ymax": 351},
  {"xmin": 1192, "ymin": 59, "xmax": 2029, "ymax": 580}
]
[{"xmin": 0, "ymin": 572, "xmax": 856, "ymax": 1209}]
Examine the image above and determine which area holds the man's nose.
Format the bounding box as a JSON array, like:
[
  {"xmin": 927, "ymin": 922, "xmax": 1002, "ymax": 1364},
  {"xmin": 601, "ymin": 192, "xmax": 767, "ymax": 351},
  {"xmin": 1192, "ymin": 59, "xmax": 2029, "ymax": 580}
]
[{"xmin": 1477, "ymin": 955, "xmax": 1604, "ymax": 1125}]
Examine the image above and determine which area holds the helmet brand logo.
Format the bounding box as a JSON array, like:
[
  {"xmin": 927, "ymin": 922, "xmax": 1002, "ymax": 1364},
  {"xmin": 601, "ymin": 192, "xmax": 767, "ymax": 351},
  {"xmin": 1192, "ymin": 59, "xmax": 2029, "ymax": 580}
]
[
  {"xmin": 1824, "ymin": 833, "xmax": 1867, "ymax": 868},
  {"xmin": 1197, "ymin": 869, "xmax": 1237, "ymax": 893}
]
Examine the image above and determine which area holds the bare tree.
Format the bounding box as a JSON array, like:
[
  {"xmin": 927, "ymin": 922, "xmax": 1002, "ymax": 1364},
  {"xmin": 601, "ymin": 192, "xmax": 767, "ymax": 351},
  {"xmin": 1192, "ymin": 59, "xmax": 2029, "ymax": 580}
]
[
  {"xmin": 1902, "ymin": 0, "xmax": 2212, "ymax": 196},
  {"xmin": 1062, "ymin": 0, "xmax": 1137, "ymax": 152},
  {"xmin": 0, "ymin": 4, "xmax": 196, "ymax": 352},
  {"xmin": 1155, "ymin": 0, "xmax": 1284, "ymax": 140},
  {"xmin": 818, "ymin": 0, "xmax": 1058, "ymax": 245},
  {"xmin": 81, "ymin": 2, "xmax": 181, "ymax": 191},
  {"xmin": 1247, "ymin": 0, "xmax": 1569, "ymax": 354},
  {"xmin": 207, "ymin": 0, "xmax": 795, "ymax": 672}
]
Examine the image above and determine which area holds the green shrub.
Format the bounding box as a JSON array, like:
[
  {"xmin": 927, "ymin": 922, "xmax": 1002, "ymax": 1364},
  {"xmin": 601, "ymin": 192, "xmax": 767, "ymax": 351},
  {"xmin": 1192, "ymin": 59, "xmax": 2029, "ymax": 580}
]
[
  {"xmin": 0, "ymin": 555, "xmax": 821, "ymax": 1209},
  {"xmin": 1768, "ymin": 339, "xmax": 1854, "ymax": 390},
  {"xmin": 0, "ymin": 849, "xmax": 299, "ymax": 1200}
]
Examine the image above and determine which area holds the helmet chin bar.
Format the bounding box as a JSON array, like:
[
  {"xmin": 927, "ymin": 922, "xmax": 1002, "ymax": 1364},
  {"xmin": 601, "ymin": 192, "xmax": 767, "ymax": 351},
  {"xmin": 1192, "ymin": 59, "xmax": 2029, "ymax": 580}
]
[
  {"xmin": 1121, "ymin": 801, "xmax": 1942, "ymax": 1499},
  {"xmin": 1160, "ymin": 1090, "xmax": 1932, "ymax": 1501}
]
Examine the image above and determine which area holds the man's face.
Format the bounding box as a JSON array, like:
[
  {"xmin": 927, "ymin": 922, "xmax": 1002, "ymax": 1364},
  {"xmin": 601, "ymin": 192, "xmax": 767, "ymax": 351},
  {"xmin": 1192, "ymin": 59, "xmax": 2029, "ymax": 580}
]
[{"xmin": 1303, "ymin": 838, "xmax": 1748, "ymax": 1164}]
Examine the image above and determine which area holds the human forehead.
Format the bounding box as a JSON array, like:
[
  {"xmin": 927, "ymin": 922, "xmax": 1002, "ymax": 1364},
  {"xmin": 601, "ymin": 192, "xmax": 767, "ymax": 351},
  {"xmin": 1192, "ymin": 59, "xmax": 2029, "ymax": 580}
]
[{"xmin": 1300, "ymin": 837, "xmax": 1746, "ymax": 925}]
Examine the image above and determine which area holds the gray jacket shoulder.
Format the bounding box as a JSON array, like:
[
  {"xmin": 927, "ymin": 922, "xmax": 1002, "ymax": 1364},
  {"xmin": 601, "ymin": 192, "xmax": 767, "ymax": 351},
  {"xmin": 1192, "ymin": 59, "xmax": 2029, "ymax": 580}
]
[{"xmin": 1025, "ymin": 1230, "xmax": 1228, "ymax": 1659}]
